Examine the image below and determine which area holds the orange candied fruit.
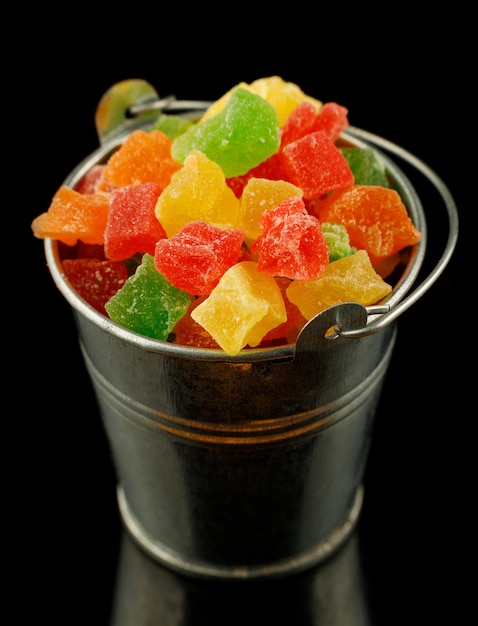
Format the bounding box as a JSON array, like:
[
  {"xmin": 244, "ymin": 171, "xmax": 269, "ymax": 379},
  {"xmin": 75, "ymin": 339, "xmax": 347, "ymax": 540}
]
[
  {"xmin": 315, "ymin": 184, "xmax": 422, "ymax": 263},
  {"xmin": 31, "ymin": 185, "xmax": 109, "ymax": 246},
  {"xmin": 97, "ymin": 129, "xmax": 182, "ymax": 191}
]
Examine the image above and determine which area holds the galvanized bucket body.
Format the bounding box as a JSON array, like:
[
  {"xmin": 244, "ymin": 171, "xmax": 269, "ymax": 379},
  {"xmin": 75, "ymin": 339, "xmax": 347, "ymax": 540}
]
[
  {"xmin": 44, "ymin": 104, "xmax": 458, "ymax": 579},
  {"xmin": 74, "ymin": 297, "xmax": 394, "ymax": 577}
]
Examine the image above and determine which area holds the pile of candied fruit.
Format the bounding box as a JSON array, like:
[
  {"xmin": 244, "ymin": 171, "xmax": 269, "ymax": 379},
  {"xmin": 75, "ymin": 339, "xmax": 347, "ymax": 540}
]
[{"xmin": 32, "ymin": 76, "xmax": 421, "ymax": 355}]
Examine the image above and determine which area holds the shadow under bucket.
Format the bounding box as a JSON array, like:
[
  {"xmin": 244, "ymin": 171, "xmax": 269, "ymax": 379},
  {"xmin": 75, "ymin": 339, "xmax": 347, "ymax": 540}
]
[{"xmin": 44, "ymin": 113, "xmax": 458, "ymax": 579}]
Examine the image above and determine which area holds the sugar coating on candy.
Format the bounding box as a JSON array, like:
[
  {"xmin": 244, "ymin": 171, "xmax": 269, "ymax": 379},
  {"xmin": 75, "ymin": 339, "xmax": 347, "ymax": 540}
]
[
  {"xmin": 252, "ymin": 196, "xmax": 329, "ymax": 281},
  {"xmin": 280, "ymin": 102, "xmax": 319, "ymax": 147},
  {"xmin": 190, "ymin": 261, "xmax": 287, "ymax": 355},
  {"xmin": 155, "ymin": 150, "xmax": 240, "ymax": 237},
  {"xmin": 312, "ymin": 102, "xmax": 349, "ymax": 143},
  {"xmin": 286, "ymin": 249, "xmax": 392, "ymax": 321},
  {"xmin": 151, "ymin": 113, "xmax": 194, "ymax": 139},
  {"xmin": 154, "ymin": 221, "xmax": 244, "ymax": 295},
  {"xmin": 31, "ymin": 185, "xmax": 110, "ymax": 246},
  {"xmin": 280, "ymin": 130, "xmax": 355, "ymax": 200},
  {"xmin": 74, "ymin": 164, "xmax": 106, "ymax": 195},
  {"xmin": 340, "ymin": 148, "xmax": 390, "ymax": 187},
  {"xmin": 104, "ymin": 182, "xmax": 167, "ymax": 261},
  {"xmin": 226, "ymin": 152, "xmax": 286, "ymax": 199},
  {"xmin": 259, "ymin": 277, "xmax": 306, "ymax": 346},
  {"xmin": 321, "ymin": 222, "xmax": 357, "ymax": 262},
  {"xmin": 316, "ymin": 185, "xmax": 422, "ymax": 262},
  {"xmin": 248, "ymin": 76, "xmax": 322, "ymax": 127},
  {"xmin": 98, "ymin": 129, "xmax": 181, "ymax": 191},
  {"xmin": 105, "ymin": 253, "xmax": 191, "ymax": 341},
  {"xmin": 31, "ymin": 75, "xmax": 425, "ymax": 353},
  {"xmin": 281, "ymin": 101, "xmax": 349, "ymax": 146},
  {"xmin": 171, "ymin": 88, "xmax": 281, "ymax": 178},
  {"xmin": 238, "ymin": 178, "xmax": 303, "ymax": 242},
  {"xmin": 200, "ymin": 76, "xmax": 322, "ymax": 128},
  {"xmin": 62, "ymin": 258, "xmax": 128, "ymax": 314}
]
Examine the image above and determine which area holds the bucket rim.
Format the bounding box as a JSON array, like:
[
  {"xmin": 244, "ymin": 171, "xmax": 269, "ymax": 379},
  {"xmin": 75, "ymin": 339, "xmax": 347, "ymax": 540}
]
[{"xmin": 43, "ymin": 121, "xmax": 441, "ymax": 363}]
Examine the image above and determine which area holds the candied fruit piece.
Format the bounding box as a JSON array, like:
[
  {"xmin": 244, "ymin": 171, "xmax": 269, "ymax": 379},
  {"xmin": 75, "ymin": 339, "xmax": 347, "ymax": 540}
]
[
  {"xmin": 190, "ymin": 261, "xmax": 287, "ymax": 355},
  {"xmin": 105, "ymin": 253, "xmax": 191, "ymax": 341},
  {"xmin": 104, "ymin": 182, "xmax": 166, "ymax": 260},
  {"xmin": 252, "ymin": 197, "xmax": 329, "ymax": 281},
  {"xmin": 200, "ymin": 76, "xmax": 322, "ymax": 127},
  {"xmin": 171, "ymin": 88, "xmax": 280, "ymax": 178},
  {"xmin": 316, "ymin": 185, "xmax": 422, "ymax": 262},
  {"xmin": 62, "ymin": 258, "xmax": 128, "ymax": 314},
  {"xmin": 31, "ymin": 185, "xmax": 109, "ymax": 246},
  {"xmin": 238, "ymin": 177, "xmax": 303, "ymax": 241},
  {"xmin": 154, "ymin": 221, "xmax": 244, "ymax": 295},
  {"xmin": 172, "ymin": 296, "xmax": 221, "ymax": 349},
  {"xmin": 259, "ymin": 277, "xmax": 306, "ymax": 345},
  {"xmin": 155, "ymin": 150, "xmax": 240, "ymax": 237},
  {"xmin": 340, "ymin": 148, "xmax": 390, "ymax": 187},
  {"xmin": 286, "ymin": 249, "xmax": 392, "ymax": 320},
  {"xmin": 280, "ymin": 131, "xmax": 355, "ymax": 199},
  {"xmin": 99, "ymin": 129, "xmax": 181, "ymax": 190},
  {"xmin": 321, "ymin": 222, "xmax": 357, "ymax": 262},
  {"xmin": 281, "ymin": 101, "xmax": 349, "ymax": 146}
]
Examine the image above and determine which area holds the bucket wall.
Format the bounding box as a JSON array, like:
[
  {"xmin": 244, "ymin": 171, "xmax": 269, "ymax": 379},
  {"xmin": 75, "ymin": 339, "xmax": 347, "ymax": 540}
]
[{"xmin": 73, "ymin": 305, "xmax": 396, "ymax": 578}]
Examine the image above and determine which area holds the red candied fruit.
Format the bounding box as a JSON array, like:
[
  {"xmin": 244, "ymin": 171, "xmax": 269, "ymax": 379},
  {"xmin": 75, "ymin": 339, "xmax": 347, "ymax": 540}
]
[
  {"xmin": 252, "ymin": 196, "xmax": 329, "ymax": 281},
  {"xmin": 154, "ymin": 221, "xmax": 245, "ymax": 296},
  {"xmin": 172, "ymin": 296, "xmax": 222, "ymax": 349},
  {"xmin": 104, "ymin": 182, "xmax": 167, "ymax": 261},
  {"xmin": 74, "ymin": 164, "xmax": 106, "ymax": 195},
  {"xmin": 258, "ymin": 277, "xmax": 307, "ymax": 346},
  {"xmin": 226, "ymin": 152, "xmax": 286, "ymax": 198},
  {"xmin": 281, "ymin": 101, "xmax": 349, "ymax": 146},
  {"xmin": 62, "ymin": 258, "xmax": 128, "ymax": 314},
  {"xmin": 280, "ymin": 130, "xmax": 354, "ymax": 200}
]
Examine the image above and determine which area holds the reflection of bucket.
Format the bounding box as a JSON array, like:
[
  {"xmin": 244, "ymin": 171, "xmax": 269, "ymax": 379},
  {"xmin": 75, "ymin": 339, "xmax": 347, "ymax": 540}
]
[
  {"xmin": 44, "ymin": 103, "xmax": 458, "ymax": 579},
  {"xmin": 110, "ymin": 528, "xmax": 372, "ymax": 625}
]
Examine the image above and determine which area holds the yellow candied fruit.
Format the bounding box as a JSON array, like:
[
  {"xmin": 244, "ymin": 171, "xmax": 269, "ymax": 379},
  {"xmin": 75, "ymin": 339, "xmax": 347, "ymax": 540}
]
[
  {"xmin": 155, "ymin": 150, "xmax": 240, "ymax": 237},
  {"xmin": 238, "ymin": 178, "xmax": 303, "ymax": 242},
  {"xmin": 286, "ymin": 249, "xmax": 392, "ymax": 320},
  {"xmin": 191, "ymin": 261, "xmax": 287, "ymax": 356},
  {"xmin": 200, "ymin": 76, "xmax": 322, "ymax": 127}
]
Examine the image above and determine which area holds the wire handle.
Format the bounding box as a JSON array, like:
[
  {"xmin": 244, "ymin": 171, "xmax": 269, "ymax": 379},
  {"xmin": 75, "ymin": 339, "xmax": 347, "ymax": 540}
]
[
  {"xmin": 96, "ymin": 88, "xmax": 459, "ymax": 340},
  {"xmin": 335, "ymin": 127, "xmax": 458, "ymax": 338}
]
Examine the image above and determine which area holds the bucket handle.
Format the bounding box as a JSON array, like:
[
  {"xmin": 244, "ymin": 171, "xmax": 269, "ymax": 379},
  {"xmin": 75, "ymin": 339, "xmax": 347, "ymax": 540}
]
[
  {"xmin": 101, "ymin": 89, "xmax": 459, "ymax": 341},
  {"xmin": 333, "ymin": 127, "xmax": 459, "ymax": 339}
]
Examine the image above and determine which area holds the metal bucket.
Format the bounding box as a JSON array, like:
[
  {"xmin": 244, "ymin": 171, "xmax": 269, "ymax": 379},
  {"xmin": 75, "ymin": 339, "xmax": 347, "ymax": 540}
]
[{"xmin": 44, "ymin": 96, "xmax": 458, "ymax": 579}]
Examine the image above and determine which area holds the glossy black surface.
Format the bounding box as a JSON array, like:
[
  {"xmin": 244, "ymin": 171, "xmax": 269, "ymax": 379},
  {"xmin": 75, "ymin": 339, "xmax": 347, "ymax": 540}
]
[{"xmin": 15, "ymin": 16, "xmax": 469, "ymax": 625}]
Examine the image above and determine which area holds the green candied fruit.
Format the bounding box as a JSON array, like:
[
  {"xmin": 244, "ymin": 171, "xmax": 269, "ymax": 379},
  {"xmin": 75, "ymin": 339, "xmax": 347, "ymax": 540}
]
[
  {"xmin": 322, "ymin": 222, "xmax": 357, "ymax": 262},
  {"xmin": 171, "ymin": 88, "xmax": 280, "ymax": 178},
  {"xmin": 340, "ymin": 147, "xmax": 390, "ymax": 187},
  {"xmin": 105, "ymin": 253, "xmax": 191, "ymax": 341},
  {"xmin": 150, "ymin": 113, "xmax": 194, "ymax": 139}
]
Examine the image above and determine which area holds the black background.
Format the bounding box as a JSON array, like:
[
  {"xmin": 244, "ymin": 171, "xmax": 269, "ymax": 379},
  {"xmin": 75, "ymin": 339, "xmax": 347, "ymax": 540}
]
[{"xmin": 13, "ymin": 10, "xmax": 470, "ymax": 625}]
